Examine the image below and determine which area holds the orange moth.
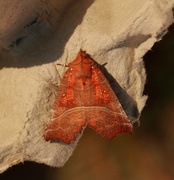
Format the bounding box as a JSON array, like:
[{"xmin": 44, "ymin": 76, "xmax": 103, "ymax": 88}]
[{"xmin": 44, "ymin": 49, "xmax": 133, "ymax": 144}]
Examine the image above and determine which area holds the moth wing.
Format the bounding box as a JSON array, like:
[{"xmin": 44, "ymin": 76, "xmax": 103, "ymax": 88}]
[
  {"xmin": 44, "ymin": 70, "xmax": 86, "ymax": 144},
  {"xmin": 87, "ymin": 67, "xmax": 133, "ymax": 140}
]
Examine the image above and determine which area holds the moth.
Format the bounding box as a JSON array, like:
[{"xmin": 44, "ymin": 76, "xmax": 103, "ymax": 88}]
[{"xmin": 44, "ymin": 49, "xmax": 133, "ymax": 144}]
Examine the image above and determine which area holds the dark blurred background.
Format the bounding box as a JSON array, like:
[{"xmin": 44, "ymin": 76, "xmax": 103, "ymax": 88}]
[{"xmin": 1, "ymin": 24, "xmax": 174, "ymax": 180}]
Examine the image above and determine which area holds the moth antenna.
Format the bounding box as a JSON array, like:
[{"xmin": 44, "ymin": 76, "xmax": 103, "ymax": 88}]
[
  {"xmin": 101, "ymin": 62, "xmax": 108, "ymax": 67},
  {"xmin": 97, "ymin": 62, "xmax": 107, "ymax": 68},
  {"xmin": 56, "ymin": 63, "xmax": 68, "ymax": 67}
]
